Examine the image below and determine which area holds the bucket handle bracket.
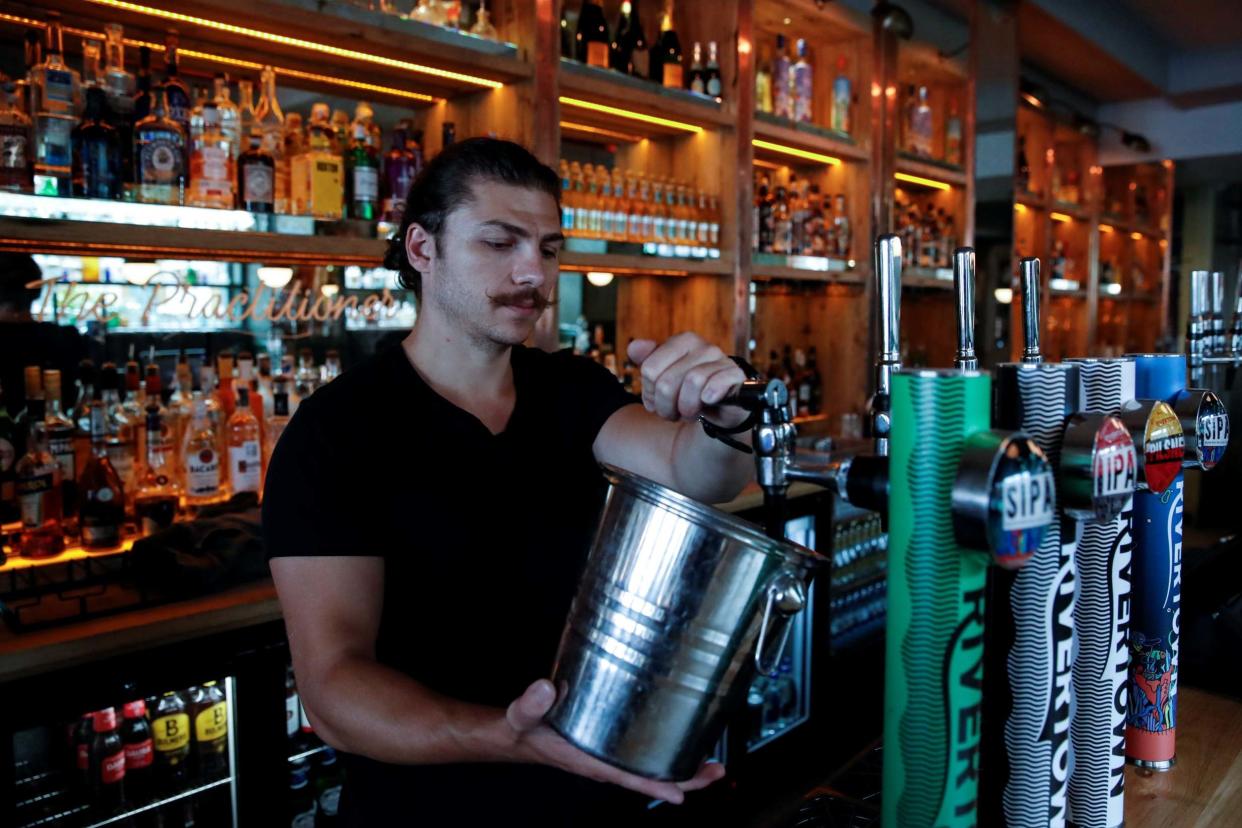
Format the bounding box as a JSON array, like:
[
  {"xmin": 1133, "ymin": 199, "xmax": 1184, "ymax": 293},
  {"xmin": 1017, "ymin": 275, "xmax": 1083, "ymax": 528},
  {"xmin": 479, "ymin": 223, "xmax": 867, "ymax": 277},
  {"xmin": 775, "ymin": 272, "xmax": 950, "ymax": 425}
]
[{"xmin": 754, "ymin": 568, "xmax": 807, "ymax": 675}]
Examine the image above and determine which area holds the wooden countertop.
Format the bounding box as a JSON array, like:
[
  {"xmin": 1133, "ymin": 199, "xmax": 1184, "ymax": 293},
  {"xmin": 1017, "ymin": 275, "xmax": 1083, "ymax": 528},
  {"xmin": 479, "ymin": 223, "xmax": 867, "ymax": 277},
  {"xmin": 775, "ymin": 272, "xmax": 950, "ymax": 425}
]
[
  {"xmin": 1125, "ymin": 686, "xmax": 1242, "ymax": 826},
  {"xmin": 0, "ymin": 580, "xmax": 281, "ymax": 684}
]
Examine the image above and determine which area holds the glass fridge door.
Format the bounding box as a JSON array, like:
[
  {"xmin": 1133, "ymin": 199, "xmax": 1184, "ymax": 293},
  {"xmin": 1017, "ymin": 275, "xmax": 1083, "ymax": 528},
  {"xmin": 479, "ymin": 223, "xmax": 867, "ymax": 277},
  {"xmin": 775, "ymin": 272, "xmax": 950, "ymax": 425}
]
[{"xmin": 11, "ymin": 676, "xmax": 239, "ymax": 828}]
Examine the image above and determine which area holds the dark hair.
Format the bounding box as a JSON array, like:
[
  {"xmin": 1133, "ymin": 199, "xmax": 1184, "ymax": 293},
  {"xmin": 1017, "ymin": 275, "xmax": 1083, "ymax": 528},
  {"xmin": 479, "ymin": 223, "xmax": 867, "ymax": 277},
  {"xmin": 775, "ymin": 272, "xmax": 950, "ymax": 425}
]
[
  {"xmin": 0, "ymin": 253, "xmax": 43, "ymax": 312},
  {"xmin": 383, "ymin": 137, "xmax": 561, "ymax": 301}
]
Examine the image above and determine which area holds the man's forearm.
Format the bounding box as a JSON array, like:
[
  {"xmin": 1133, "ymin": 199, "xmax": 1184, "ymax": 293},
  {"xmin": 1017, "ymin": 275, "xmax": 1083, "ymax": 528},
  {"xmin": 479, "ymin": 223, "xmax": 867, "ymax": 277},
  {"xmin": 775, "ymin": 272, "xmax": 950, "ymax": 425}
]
[
  {"xmin": 670, "ymin": 419, "xmax": 754, "ymax": 504},
  {"xmin": 304, "ymin": 654, "xmax": 517, "ymax": 765}
]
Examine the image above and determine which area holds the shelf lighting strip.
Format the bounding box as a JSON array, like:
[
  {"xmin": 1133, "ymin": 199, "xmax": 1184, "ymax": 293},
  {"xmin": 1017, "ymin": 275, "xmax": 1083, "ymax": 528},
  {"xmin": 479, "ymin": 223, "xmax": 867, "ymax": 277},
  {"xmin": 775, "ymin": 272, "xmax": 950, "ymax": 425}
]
[
  {"xmin": 559, "ymin": 97, "xmax": 703, "ymax": 134},
  {"xmin": 80, "ymin": 0, "xmax": 502, "ymax": 88},
  {"xmin": 752, "ymin": 139, "xmax": 842, "ymax": 166},
  {"xmin": 1050, "ymin": 211, "xmax": 1072, "ymax": 223},
  {"xmin": 0, "ymin": 12, "xmax": 437, "ymax": 103},
  {"xmin": 560, "ymin": 121, "xmax": 645, "ymax": 144},
  {"xmin": 894, "ymin": 172, "xmax": 952, "ymax": 191},
  {"xmin": 1099, "ymin": 223, "xmax": 1114, "ymax": 232}
]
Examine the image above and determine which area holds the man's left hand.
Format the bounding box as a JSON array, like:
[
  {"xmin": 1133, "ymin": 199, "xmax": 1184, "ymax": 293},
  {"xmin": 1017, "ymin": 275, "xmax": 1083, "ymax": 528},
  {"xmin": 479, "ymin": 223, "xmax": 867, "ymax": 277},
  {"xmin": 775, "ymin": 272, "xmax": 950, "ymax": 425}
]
[{"xmin": 628, "ymin": 333, "xmax": 748, "ymax": 428}]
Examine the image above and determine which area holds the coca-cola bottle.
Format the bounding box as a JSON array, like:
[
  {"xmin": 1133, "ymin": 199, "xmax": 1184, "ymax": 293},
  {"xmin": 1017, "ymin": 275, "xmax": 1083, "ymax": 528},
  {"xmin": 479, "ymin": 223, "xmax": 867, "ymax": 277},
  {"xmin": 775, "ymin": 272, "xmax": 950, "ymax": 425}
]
[
  {"xmin": 89, "ymin": 707, "xmax": 127, "ymax": 815},
  {"xmin": 72, "ymin": 712, "xmax": 94, "ymax": 793},
  {"xmin": 121, "ymin": 700, "xmax": 154, "ymax": 806}
]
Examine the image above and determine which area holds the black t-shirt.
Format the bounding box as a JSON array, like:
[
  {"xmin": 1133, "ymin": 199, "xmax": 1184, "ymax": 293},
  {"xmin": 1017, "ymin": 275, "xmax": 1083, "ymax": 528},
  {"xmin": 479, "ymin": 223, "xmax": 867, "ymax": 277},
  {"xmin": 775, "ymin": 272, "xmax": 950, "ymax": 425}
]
[{"xmin": 262, "ymin": 344, "xmax": 648, "ymax": 827}]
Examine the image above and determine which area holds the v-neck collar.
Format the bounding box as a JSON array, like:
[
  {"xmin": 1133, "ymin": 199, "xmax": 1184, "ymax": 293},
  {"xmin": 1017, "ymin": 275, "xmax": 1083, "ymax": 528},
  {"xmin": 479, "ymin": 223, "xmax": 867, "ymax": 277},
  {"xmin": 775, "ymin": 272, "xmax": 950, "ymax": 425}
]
[{"xmin": 391, "ymin": 344, "xmax": 525, "ymax": 439}]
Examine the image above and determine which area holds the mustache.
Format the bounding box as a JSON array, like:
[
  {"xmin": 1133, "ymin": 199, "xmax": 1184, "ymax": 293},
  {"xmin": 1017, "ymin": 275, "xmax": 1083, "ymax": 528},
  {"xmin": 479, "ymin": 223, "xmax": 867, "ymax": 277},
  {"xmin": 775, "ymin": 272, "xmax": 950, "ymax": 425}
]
[{"xmin": 488, "ymin": 287, "xmax": 554, "ymax": 312}]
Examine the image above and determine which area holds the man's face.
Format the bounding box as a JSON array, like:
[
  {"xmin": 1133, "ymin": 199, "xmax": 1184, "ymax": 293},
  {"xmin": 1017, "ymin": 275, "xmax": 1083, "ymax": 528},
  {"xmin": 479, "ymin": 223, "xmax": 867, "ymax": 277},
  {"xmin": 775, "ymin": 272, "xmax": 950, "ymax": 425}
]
[{"xmin": 418, "ymin": 179, "xmax": 563, "ymax": 348}]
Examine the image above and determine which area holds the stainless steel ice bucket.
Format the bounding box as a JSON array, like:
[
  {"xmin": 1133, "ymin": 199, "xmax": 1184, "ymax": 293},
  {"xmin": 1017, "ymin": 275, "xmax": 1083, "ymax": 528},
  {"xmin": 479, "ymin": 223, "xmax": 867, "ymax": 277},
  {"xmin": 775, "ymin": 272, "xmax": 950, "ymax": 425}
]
[{"xmin": 546, "ymin": 465, "xmax": 824, "ymax": 781}]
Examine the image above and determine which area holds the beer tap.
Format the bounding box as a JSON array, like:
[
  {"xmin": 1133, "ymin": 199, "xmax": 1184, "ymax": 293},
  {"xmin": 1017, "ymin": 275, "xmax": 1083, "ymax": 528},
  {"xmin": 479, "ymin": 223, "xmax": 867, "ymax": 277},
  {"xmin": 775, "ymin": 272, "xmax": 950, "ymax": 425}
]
[
  {"xmin": 953, "ymin": 247, "xmax": 978, "ymax": 371},
  {"xmin": 870, "ymin": 234, "xmax": 903, "ymax": 456},
  {"xmin": 1188, "ymin": 269, "xmax": 1211, "ymax": 388},
  {"xmin": 1229, "ymin": 261, "xmax": 1242, "ymax": 362},
  {"xmin": 1020, "ymin": 256, "xmax": 1042, "ymax": 365}
]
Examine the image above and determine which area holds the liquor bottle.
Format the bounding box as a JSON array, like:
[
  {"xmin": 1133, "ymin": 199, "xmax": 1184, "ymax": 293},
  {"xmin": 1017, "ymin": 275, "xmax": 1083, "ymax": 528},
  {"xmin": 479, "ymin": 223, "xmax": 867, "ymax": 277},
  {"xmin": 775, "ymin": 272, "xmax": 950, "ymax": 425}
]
[
  {"xmin": 120, "ymin": 700, "xmax": 154, "ymax": 806},
  {"xmin": 807, "ymin": 346, "xmax": 822, "ymax": 415},
  {"xmin": 264, "ymin": 380, "xmax": 291, "ymax": 471},
  {"xmin": 254, "ymin": 66, "xmax": 287, "ymax": 213},
  {"xmin": 792, "ymin": 39, "xmax": 813, "ymax": 123},
  {"xmin": 101, "ymin": 25, "xmax": 135, "ymax": 194},
  {"xmin": 322, "ymin": 350, "xmax": 342, "ymax": 384},
  {"xmin": 78, "ymin": 395, "xmax": 125, "ymax": 550},
  {"xmin": 238, "ymin": 352, "xmax": 265, "ymax": 429},
  {"xmin": 81, "ymin": 39, "xmax": 104, "ymax": 91},
  {"xmin": 30, "ymin": 11, "xmax": 81, "ymax": 197},
  {"xmin": 89, "ymin": 708, "xmax": 127, "ymax": 815},
  {"xmin": 1016, "ymin": 133, "xmax": 1031, "ymax": 193},
  {"xmin": 189, "ymin": 103, "xmax": 236, "ymax": 209},
  {"xmin": 134, "ymin": 405, "xmax": 180, "ymax": 535},
  {"xmin": 576, "ymin": 1, "xmax": 610, "ymax": 68},
  {"xmin": 236, "ymin": 77, "xmax": 256, "ymax": 138},
  {"xmin": 945, "ymin": 97, "xmax": 963, "ymax": 166},
  {"xmin": 354, "ymin": 101, "xmax": 381, "ymax": 151},
  {"xmin": 227, "ymin": 386, "xmax": 262, "ymax": 495},
  {"xmin": 773, "ymin": 35, "xmax": 792, "ymax": 120},
  {"xmin": 98, "ymin": 364, "xmax": 137, "ymax": 497},
  {"xmin": 755, "ymin": 43, "xmax": 773, "ymax": 114},
  {"xmin": 162, "ymin": 31, "xmax": 192, "ymax": 137},
  {"xmin": 134, "ymin": 84, "xmax": 187, "ymax": 205},
  {"xmin": 189, "ymin": 682, "xmax": 229, "ymax": 781},
  {"xmin": 14, "ymin": 29, "xmax": 40, "ymax": 121},
  {"xmin": 132, "ymin": 46, "xmax": 153, "ymax": 123},
  {"xmin": 901, "ymin": 84, "xmax": 917, "ymax": 152},
  {"xmin": 611, "ymin": 1, "xmax": 644, "ymax": 76},
  {"xmin": 653, "ymin": 2, "xmax": 683, "ymax": 89},
  {"xmin": 15, "ymin": 396, "xmax": 63, "ymax": 559},
  {"xmin": 756, "ymin": 179, "xmax": 773, "ymax": 252},
  {"xmin": 705, "ymin": 41, "xmax": 722, "ymax": 99},
  {"xmin": 330, "ymin": 108, "xmax": 350, "ymax": 154},
  {"xmin": 833, "ymin": 193, "xmax": 850, "ymax": 257},
  {"xmin": 150, "ymin": 691, "xmax": 192, "ymax": 797},
  {"xmin": 211, "ymin": 73, "xmax": 242, "ymax": 160},
  {"xmin": 910, "ymin": 86, "xmax": 933, "ymax": 157},
  {"xmin": 0, "ymin": 379, "xmax": 18, "ymax": 523},
  {"xmin": 238, "ymin": 130, "xmax": 274, "ymax": 212},
  {"xmin": 295, "ymin": 349, "xmax": 319, "ymax": 399},
  {"xmin": 469, "ymin": 1, "xmax": 499, "ymax": 39},
  {"xmin": 831, "ymin": 55, "xmax": 851, "ymax": 133},
  {"xmin": 290, "ymin": 102, "xmax": 343, "ymax": 219},
  {"xmin": 43, "ymin": 370, "xmax": 78, "ymax": 530},
  {"xmin": 182, "ymin": 393, "xmax": 223, "ymax": 506},
  {"xmin": 381, "ymin": 125, "xmax": 414, "ymax": 225},
  {"xmin": 347, "ymin": 120, "xmax": 379, "ymax": 220},
  {"xmin": 688, "ymin": 42, "xmax": 706, "ymax": 95},
  {"xmin": 0, "ymin": 81, "xmax": 33, "ymax": 192},
  {"xmin": 72, "ymin": 87, "xmax": 122, "ymax": 199},
  {"xmin": 216, "ymin": 352, "xmax": 236, "ymax": 417},
  {"xmin": 199, "ymin": 364, "xmax": 226, "ymax": 451}
]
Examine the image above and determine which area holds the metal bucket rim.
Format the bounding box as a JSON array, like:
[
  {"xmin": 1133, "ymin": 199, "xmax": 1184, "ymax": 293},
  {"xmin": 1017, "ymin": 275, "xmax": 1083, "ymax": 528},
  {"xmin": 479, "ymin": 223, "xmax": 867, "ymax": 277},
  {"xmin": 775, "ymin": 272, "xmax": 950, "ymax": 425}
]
[
  {"xmin": 994, "ymin": 361, "xmax": 1077, "ymax": 374},
  {"xmin": 599, "ymin": 464, "xmax": 826, "ymax": 569},
  {"xmin": 1065, "ymin": 357, "xmax": 1134, "ymax": 364},
  {"xmin": 1124, "ymin": 353, "xmax": 1185, "ymax": 360},
  {"xmin": 894, "ymin": 368, "xmax": 990, "ymax": 379}
]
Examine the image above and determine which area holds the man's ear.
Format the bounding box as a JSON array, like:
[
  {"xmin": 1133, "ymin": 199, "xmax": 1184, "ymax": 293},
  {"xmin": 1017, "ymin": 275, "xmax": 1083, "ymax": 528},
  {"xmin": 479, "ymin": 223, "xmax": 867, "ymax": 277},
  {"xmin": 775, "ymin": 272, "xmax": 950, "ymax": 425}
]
[{"xmin": 405, "ymin": 223, "xmax": 436, "ymax": 275}]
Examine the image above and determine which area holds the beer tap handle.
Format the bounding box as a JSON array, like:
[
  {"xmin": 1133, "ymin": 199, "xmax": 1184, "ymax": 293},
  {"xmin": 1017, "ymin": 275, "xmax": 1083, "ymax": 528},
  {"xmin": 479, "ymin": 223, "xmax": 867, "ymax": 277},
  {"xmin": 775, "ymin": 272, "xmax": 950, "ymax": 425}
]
[
  {"xmin": 1020, "ymin": 256, "xmax": 1042, "ymax": 364},
  {"xmin": 953, "ymin": 247, "xmax": 978, "ymax": 371},
  {"xmin": 1231, "ymin": 260, "xmax": 1242, "ymax": 359},
  {"xmin": 1189, "ymin": 270, "xmax": 1211, "ymax": 387},
  {"xmin": 870, "ymin": 234, "xmax": 903, "ymax": 456}
]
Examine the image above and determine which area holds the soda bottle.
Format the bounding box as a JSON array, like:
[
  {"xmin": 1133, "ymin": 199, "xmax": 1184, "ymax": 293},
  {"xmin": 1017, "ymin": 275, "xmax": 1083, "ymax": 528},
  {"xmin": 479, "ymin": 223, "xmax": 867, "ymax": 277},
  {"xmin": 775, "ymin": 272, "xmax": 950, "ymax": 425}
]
[
  {"xmin": 150, "ymin": 690, "xmax": 191, "ymax": 796},
  {"xmin": 289, "ymin": 761, "xmax": 317, "ymax": 828},
  {"xmin": 313, "ymin": 747, "xmax": 344, "ymax": 826},
  {"xmin": 121, "ymin": 699, "xmax": 154, "ymax": 806},
  {"xmin": 73, "ymin": 712, "xmax": 94, "ymax": 793},
  {"xmin": 189, "ymin": 682, "xmax": 229, "ymax": 781},
  {"xmin": 89, "ymin": 707, "xmax": 127, "ymax": 815}
]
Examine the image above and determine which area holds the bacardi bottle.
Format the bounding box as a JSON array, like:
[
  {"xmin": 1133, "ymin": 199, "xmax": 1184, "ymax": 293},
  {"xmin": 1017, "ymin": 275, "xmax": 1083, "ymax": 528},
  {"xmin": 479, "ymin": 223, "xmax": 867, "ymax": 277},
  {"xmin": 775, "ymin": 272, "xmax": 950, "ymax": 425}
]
[
  {"xmin": 78, "ymin": 396, "xmax": 125, "ymax": 550},
  {"xmin": 134, "ymin": 85, "xmax": 186, "ymax": 205},
  {"xmin": 30, "ymin": 12, "xmax": 80, "ymax": 197},
  {"xmin": 183, "ymin": 393, "xmax": 223, "ymax": 506},
  {"xmin": 227, "ymin": 386, "xmax": 262, "ymax": 495}
]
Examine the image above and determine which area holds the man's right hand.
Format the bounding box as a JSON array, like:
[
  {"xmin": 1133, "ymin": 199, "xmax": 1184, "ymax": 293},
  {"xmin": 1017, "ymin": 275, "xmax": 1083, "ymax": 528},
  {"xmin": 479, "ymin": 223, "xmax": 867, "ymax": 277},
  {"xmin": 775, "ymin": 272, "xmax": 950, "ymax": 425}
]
[{"xmin": 502, "ymin": 679, "xmax": 726, "ymax": 805}]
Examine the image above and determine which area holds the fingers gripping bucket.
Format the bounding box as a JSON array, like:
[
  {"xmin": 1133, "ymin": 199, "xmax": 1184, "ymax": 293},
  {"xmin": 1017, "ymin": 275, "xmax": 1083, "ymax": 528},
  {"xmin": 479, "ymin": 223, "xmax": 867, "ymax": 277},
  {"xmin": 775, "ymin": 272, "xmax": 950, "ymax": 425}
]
[{"xmin": 547, "ymin": 465, "xmax": 822, "ymax": 781}]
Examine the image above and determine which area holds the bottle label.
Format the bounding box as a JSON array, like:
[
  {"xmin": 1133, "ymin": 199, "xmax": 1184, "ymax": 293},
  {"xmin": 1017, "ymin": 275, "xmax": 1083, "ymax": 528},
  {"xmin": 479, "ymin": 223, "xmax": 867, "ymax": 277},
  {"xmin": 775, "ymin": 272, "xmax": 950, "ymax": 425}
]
[
  {"xmin": 663, "ymin": 63, "xmax": 684, "ymax": 89},
  {"xmin": 187, "ymin": 448, "xmax": 221, "ymax": 496},
  {"xmin": 286, "ymin": 692, "xmax": 299, "ymax": 738},
  {"xmin": 17, "ymin": 472, "xmax": 54, "ymax": 528},
  {"xmin": 230, "ymin": 441, "xmax": 261, "ymax": 492},
  {"xmin": 0, "ymin": 127, "xmax": 29, "ymax": 171},
  {"xmin": 562, "ymin": 205, "xmax": 576, "ymax": 233},
  {"xmin": 49, "ymin": 436, "xmax": 76, "ymax": 481},
  {"xmin": 77, "ymin": 741, "xmax": 90, "ymax": 771},
  {"xmin": 44, "ymin": 69, "xmax": 76, "ymax": 110},
  {"xmin": 199, "ymin": 145, "xmax": 230, "ymax": 184},
  {"xmin": 310, "ymin": 157, "xmax": 343, "ymax": 217},
  {"xmin": 36, "ymin": 117, "xmax": 73, "ymax": 168},
  {"xmin": 352, "ymin": 165, "xmax": 379, "ymax": 202},
  {"xmin": 587, "ymin": 41, "xmax": 610, "ymax": 68},
  {"xmin": 242, "ymin": 163, "xmax": 274, "ymax": 204},
  {"xmin": 124, "ymin": 738, "xmax": 154, "ymax": 769},
  {"xmin": 691, "ymin": 75, "xmax": 706, "ymax": 94},
  {"xmin": 195, "ymin": 701, "xmax": 228, "ymax": 742},
  {"xmin": 153, "ymin": 713, "xmax": 190, "ymax": 753},
  {"xmin": 320, "ymin": 785, "xmax": 341, "ymax": 816},
  {"xmin": 140, "ymin": 136, "xmax": 183, "ymax": 185},
  {"xmin": 707, "ymin": 74, "xmax": 722, "ymax": 97},
  {"xmin": 100, "ymin": 749, "xmax": 126, "ymax": 784}
]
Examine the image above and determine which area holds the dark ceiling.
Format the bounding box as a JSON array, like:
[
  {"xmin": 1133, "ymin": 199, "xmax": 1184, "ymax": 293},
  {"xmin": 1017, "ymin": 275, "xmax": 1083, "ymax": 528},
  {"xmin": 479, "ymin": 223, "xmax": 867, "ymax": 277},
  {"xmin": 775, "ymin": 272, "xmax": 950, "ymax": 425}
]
[{"xmin": 1121, "ymin": 0, "xmax": 1242, "ymax": 51}]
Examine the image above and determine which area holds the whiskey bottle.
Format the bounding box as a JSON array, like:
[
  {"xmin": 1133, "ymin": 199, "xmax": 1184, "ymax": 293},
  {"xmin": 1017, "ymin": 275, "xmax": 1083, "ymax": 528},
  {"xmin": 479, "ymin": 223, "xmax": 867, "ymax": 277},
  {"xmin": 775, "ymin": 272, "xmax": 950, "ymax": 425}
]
[
  {"xmin": 78, "ymin": 394, "xmax": 125, "ymax": 550},
  {"xmin": 347, "ymin": 120, "xmax": 379, "ymax": 220},
  {"xmin": 0, "ymin": 81, "xmax": 33, "ymax": 192},
  {"xmin": 43, "ymin": 369, "xmax": 78, "ymax": 531},
  {"xmin": 14, "ymin": 396, "xmax": 64, "ymax": 559},
  {"xmin": 30, "ymin": 11, "xmax": 81, "ymax": 197},
  {"xmin": 211, "ymin": 73, "xmax": 242, "ymax": 159},
  {"xmin": 238, "ymin": 130, "xmax": 274, "ymax": 213},
  {"xmin": 102, "ymin": 25, "xmax": 136, "ymax": 192},
  {"xmin": 162, "ymin": 31, "xmax": 192, "ymax": 137},
  {"xmin": 576, "ymin": 1, "xmax": 610, "ymax": 68},
  {"xmin": 134, "ymin": 85, "xmax": 186, "ymax": 205},
  {"xmin": 188, "ymin": 103, "xmax": 236, "ymax": 209},
  {"xmin": 72, "ymin": 86, "xmax": 122, "ymax": 200},
  {"xmin": 132, "ymin": 46, "xmax": 153, "ymax": 122},
  {"xmin": 226, "ymin": 386, "xmax": 262, "ymax": 496}
]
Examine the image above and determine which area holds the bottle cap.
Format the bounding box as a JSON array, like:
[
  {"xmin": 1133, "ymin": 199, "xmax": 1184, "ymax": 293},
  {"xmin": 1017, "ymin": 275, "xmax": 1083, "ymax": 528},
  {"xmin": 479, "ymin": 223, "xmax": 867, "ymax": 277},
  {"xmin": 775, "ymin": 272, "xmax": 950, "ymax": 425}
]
[
  {"xmin": 93, "ymin": 708, "xmax": 119, "ymax": 732},
  {"xmin": 122, "ymin": 700, "xmax": 147, "ymax": 719}
]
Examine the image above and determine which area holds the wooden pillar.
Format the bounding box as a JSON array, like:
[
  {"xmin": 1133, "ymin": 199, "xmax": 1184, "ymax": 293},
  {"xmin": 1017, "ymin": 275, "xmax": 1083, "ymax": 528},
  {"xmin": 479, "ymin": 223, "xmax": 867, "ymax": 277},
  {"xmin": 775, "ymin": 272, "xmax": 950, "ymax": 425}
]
[
  {"xmin": 527, "ymin": 0, "xmax": 561, "ymax": 352},
  {"xmin": 732, "ymin": 0, "xmax": 755, "ymax": 357}
]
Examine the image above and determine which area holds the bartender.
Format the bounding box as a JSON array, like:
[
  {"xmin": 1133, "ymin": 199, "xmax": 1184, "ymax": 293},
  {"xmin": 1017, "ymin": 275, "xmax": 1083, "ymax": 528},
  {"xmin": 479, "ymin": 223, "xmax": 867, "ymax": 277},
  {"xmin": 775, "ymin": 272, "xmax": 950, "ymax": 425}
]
[{"xmin": 263, "ymin": 138, "xmax": 752, "ymax": 826}]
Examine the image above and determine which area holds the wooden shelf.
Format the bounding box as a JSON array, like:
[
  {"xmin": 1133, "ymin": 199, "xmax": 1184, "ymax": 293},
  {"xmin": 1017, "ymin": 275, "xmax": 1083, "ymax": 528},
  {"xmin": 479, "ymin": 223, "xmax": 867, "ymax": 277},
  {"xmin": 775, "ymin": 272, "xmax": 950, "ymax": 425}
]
[
  {"xmin": 904, "ymin": 270, "xmax": 954, "ymax": 290},
  {"xmin": 559, "ymin": 59, "xmax": 734, "ymax": 137},
  {"xmin": 1015, "ymin": 190, "xmax": 1049, "ymax": 210},
  {"xmin": 30, "ymin": 0, "xmax": 532, "ymax": 102},
  {"xmin": 753, "ymin": 114, "xmax": 869, "ymax": 164},
  {"xmin": 752, "ymin": 265, "xmax": 864, "ymax": 285},
  {"xmin": 559, "ymin": 250, "xmax": 732, "ymax": 277},
  {"xmin": 1050, "ymin": 200, "xmax": 1090, "ymax": 221},
  {"xmin": 0, "ymin": 216, "xmax": 386, "ymax": 267},
  {"xmin": 1050, "ymin": 289, "xmax": 1088, "ymax": 299},
  {"xmin": 895, "ymin": 153, "xmax": 968, "ymax": 188}
]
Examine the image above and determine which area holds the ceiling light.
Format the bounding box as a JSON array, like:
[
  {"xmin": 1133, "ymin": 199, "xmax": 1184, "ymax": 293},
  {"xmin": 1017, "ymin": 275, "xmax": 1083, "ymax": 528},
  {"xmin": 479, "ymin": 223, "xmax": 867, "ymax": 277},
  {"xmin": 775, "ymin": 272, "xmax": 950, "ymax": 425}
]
[
  {"xmin": 994, "ymin": 287, "xmax": 1013, "ymax": 304},
  {"xmin": 257, "ymin": 266, "xmax": 294, "ymax": 288},
  {"xmin": 122, "ymin": 262, "xmax": 159, "ymax": 286},
  {"xmin": 320, "ymin": 283, "xmax": 340, "ymax": 297},
  {"xmin": 586, "ymin": 271, "xmax": 615, "ymax": 287}
]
